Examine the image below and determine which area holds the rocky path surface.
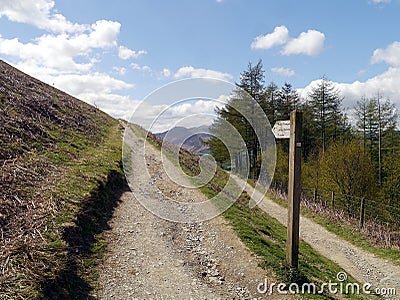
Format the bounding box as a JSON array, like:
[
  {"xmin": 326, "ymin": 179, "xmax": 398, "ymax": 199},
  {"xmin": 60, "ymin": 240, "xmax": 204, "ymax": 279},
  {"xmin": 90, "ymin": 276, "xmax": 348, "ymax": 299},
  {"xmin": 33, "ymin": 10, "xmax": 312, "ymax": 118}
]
[
  {"xmin": 232, "ymin": 175, "xmax": 400, "ymax": 299},
  {"xmin": 96, "ymin": 130, "xmax": 287, "ymax": 300}
]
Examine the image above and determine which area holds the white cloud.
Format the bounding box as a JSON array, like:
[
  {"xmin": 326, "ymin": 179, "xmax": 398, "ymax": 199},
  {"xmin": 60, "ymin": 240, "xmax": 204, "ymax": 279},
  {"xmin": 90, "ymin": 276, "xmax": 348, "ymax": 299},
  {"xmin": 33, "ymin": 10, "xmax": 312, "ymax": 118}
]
[
  {"xmin": 371, "ymin": 41, "xmax": 400, "ymax": 66},
  {"xmin": 80, "ymin": 93, "xmax": 140, "ymax": 121},
  {"xmin": 173, "ymin": 66, "xmax": 233, "ymax": 81},
  {"xmin": 113, "ymin": 66, "xmax": 127, "ymax": 75},
  {"xmin": 0, "ymin": 1, "xmax": 140, "ymax": 122},
  {"xmin": 132, "ymin": 99, "xmax": 222, "ymax": 133},
  {"xmin": 251, "ymin": 26, "xmax": 325, "ymax": 56},
  {"xmin": 0, "ymin": 0, "xmax": 87, "ymax": 33},
  {"xmin": 131, "ymin": 63, "xmax": 151, "ymax": 72},
  {"xmin": 282, "ymin": 30, "xmax": 325, "ymax": 56},
  {"xmin": 358, "ymin": 69, "xmax": 367, "ymax": 76},
  {"xmin": 0, "ymin": 20, "xmax": 121, "ymax": 72},
  {"xmin": 271, "ymin": 67, "xmax": 295, "ymax": 77},
  {"xmin": 251, "ymin": 25, "xmax": 289, "ymax": 50},
  {"xmin": 372, "ymin": 0, "xmax": 391, "ymax": 4},
  {"xmin": 50, "ymin": 72, "xmax": 135, "ymax": 120},
  {"xmin": 162, "ymin": 68, "xmax": 171, "ymax": 77},
  {"xmin": 299, "ymin": 67, "xmax": 400, "ymax": 110},
  {"xmin": 118, "ymin": 45, "xmax": 147, "ymax": 60},
  {"xmin": 51, "ymin": 72, "xmax": 133, "ymax": 95},
  {"xmin": 338, "ymin": 67, "xmax": 400, "ymax": 107}
]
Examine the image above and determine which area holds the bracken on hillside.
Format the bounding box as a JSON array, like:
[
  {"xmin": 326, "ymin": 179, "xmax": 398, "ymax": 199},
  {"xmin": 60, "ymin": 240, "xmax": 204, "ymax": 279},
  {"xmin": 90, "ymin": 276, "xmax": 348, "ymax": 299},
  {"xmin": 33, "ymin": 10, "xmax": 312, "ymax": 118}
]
[{"xmin": 0, "ymin": 59, "xmax": 123, "ymax": 298}]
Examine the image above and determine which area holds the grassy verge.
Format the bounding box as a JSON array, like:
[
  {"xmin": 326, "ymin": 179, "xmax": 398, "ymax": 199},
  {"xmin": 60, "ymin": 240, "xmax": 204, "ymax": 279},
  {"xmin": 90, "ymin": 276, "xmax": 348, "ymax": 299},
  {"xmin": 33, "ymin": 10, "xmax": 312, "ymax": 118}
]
[
  {"xmin": 144, "ymin": 131, "xmax": 373, "ymax": 299},
  {"xmin": 40, "ymin": 122, "xmax": 126, "ymax": 299},
  {"xmin": 223, "ymin": 195, "xmax": 368, "ymax": 299}
]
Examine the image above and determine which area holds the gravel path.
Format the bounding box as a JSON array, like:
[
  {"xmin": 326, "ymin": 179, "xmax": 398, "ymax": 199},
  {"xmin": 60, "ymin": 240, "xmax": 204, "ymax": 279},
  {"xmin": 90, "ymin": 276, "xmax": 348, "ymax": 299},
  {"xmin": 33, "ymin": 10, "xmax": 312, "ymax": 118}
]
[
  {"xmin": 232, "ymin": 175, "xmax": 400, "ymax": 299},
  {"xmin": 96, "ymin": 129, "xmax": 289, "ymax": 299}
]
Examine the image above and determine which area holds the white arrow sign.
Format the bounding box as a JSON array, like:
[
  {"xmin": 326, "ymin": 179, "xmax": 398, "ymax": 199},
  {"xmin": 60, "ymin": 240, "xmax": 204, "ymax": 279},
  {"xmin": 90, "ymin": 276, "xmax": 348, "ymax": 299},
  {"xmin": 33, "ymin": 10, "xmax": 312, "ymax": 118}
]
[{"xmin": 272, "ymin": 120, "xmax": 291, "ymax": 139}]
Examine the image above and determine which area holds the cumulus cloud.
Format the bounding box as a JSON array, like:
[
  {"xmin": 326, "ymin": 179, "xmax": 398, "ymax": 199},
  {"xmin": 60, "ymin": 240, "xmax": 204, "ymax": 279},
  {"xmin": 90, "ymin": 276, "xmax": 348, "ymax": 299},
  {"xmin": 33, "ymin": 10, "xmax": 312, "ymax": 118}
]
[
  {"xmin": 251, "ymin": 26, "xmax": 325, "ymax": 56},
  {"xmin": 51, "ymin": 72, "xmax": 133, "ymax": 95},
  {"xmin": 371, "ymin": 41, "xmax": 400, "ymax": 66},
  {"xmin": 162, "ymin": 68, "xmax": 171, "ymax": 77},
  {"xmin": 131, "ymin": 63, "xmax": 151, "ymax": 72},
  {"xmin": 271, "ymin": 67, "xmax": 295, "ymax": 77},
  {"xmin": 282, "ymin": 30, "xmax": 325, "ymax": 56},
  {"xmin": 50, "ymin": 72, "xmax": 135, "ymax": 120},
  {"xmin": 0, "ymin": 1, "xmax": 139, "ymax": 121},
  {"xmin": 251, "ymin": 26, "xmax": 289, "ymax": 50},
  {"xmin": 0, "ymin": 20, "xmax": 121, "ymax": 72},
  {"xmin": 173, "ymin": 66, "xmax": 233, "ymax": 81},
  {"xmin": 118, "ymin": 45, "xmax": 147, "ymax": 60},
  {"xmin": 299, "ymin": 67, "xmax": 400, "ymax": 111},
  {"xmin": 338, "ymin": 67, "xmax": 400, "ymax": 106},
  {"xmin": 0, "ymin": 0, "xmax": 87, "ymax": 33}
]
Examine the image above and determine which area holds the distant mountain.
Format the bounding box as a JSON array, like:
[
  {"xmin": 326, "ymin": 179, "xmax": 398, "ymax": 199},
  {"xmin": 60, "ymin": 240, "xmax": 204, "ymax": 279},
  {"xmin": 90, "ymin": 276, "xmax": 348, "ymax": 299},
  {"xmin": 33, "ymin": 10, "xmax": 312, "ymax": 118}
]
[{"xmin": 156, "ymin": 125, "xmax": 212, "ymax": 154}]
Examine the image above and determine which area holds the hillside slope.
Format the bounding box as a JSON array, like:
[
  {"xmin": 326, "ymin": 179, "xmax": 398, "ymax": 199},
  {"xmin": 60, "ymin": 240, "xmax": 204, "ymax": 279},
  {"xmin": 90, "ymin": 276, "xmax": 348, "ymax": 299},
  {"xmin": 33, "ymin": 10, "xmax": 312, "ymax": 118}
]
[
  {"xmin": 0, "ymin": 60, "xmax": 124, "ymax": 298},
  {"xmin": 155, "ymin": 126, "xmax": 211, "ymax": 154}
]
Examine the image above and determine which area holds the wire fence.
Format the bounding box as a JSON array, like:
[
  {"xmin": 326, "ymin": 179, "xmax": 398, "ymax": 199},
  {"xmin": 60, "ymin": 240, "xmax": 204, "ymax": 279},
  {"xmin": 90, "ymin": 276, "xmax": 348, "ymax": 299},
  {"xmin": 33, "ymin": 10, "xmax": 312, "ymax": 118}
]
[
  {"xmin": 300, "ymin": 187, "xmax": 400, "ymax": 229},
  {"xmin": 269, "ymin": 185, "xmax": 400, "ymax": 249}
]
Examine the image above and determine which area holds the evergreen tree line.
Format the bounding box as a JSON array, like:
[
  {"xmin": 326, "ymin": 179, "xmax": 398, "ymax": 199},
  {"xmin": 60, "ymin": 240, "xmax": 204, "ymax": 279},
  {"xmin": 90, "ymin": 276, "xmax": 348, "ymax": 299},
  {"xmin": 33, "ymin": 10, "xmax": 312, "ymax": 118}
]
[{"xmin": 208, "ymin": 60, "xmax": 400, "ymax": 226}]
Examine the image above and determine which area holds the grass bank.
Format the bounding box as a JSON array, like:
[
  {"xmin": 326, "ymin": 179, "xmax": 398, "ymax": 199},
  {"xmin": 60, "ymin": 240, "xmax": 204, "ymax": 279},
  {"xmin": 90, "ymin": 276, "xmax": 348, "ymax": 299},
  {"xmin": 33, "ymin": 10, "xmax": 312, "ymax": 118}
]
[
  {"xmin": 0, "ymin": 59, "xmax": 126, "ymax": 299},
  {"xmin": 40, "ymin": 122, "xmax": 126, "ymax": 299}
]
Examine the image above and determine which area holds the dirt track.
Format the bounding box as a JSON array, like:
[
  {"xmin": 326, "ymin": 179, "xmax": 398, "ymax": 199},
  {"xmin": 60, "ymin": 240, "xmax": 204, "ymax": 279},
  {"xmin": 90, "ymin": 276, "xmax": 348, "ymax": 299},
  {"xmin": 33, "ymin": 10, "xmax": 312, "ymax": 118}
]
[{"xmin": 96, "ymin": 130, "xmax": 287, "ymax": 299}]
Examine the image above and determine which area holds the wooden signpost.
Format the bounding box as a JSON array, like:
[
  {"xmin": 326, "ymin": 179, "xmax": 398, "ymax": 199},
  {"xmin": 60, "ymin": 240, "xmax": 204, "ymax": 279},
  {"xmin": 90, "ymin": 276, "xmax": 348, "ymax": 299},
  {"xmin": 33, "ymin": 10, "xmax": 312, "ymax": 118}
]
[{"xmin": 272, "ymin": 110, "xmax": 303, "ymax": 268}]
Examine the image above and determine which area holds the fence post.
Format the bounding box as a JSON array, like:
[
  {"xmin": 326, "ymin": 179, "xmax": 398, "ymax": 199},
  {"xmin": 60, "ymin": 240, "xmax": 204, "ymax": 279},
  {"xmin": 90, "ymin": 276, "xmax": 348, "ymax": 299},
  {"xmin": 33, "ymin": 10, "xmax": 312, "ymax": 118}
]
[
  {"xmin": 331, "ymin": 191, "xmax": 335, "ymax": 209},
  {"xmin": 313, "ymin": 188, "xmax": 317, "ymax": 202},
  {"xmin": 359, "ymin": 198, "xmax": 365, "ymax": 228}
]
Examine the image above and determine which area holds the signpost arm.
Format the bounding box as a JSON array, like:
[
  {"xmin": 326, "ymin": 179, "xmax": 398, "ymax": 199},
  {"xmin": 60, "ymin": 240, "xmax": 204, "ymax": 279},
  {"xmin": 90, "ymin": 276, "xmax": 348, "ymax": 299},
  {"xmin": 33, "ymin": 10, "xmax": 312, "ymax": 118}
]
[{"xmin": 286, "ymin": 110, "xmax": 302, "ymax": 268}]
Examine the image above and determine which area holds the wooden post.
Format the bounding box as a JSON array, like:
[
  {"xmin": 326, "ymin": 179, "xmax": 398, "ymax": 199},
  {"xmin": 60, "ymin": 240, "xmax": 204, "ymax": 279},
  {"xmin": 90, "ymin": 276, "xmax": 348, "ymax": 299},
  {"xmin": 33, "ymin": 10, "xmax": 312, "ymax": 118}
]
[
  {"xmin": 313, "ymin": 188, "xmax": 317, "ymax": 202},
  {"xmin": 331, "ymin": 191, "xmax": 335, "ymax": 210},
  {"xmin": 286, "ymin": 110, "xmax": 302, "ymax": 268},
  {"xmin": 359, "ymin": 198, "xmax": 366, "ymax": 228}
]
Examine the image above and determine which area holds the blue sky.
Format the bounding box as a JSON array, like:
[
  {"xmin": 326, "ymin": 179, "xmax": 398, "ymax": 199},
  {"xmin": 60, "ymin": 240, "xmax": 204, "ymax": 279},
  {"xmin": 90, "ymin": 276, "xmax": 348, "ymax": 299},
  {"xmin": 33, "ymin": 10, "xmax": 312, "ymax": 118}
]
[{"xmin": 1, "ymin": 0, "xmax": 399, "ymax": 131}]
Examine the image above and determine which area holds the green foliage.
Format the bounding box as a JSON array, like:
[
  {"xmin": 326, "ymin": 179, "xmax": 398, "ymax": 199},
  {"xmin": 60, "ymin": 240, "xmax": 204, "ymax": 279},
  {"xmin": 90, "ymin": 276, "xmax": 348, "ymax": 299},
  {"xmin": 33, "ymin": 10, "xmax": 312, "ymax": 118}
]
[
  {"xmin": 271, "ymin": 143, "xmax": 289, "ymax": 189},
  {"xmin": 264, "ymin": 82, "xmax": 299, "ymax": 124},
  {"xmin": 305, "ymin": 76, "xmax": 349, "ymax": 153},
  {"xmin": 302, "ymin": 150, "xmax": 320, "ymax": 191},
  {"xmin": 382, "ymin": 147, "xmax": 400, "ymax": 227},
  {"xmin": 319, "ymin": 142, "xmax": 375, "ymax": 198},
  {"xmin": 355, "ymin": 96, "xmax": 398, "ymax": 161},
  {"xmin": 207, "ymin": 136, "xmax": 229, "ymax": 167}
]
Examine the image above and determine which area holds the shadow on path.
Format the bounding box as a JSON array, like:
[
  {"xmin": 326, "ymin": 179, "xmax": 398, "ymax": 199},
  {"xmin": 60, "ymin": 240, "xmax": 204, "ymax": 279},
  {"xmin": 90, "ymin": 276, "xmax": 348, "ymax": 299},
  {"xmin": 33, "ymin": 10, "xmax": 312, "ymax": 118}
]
[{"xmin": 41, "ymin": 166, "xmax": 128, "ymax": 299}]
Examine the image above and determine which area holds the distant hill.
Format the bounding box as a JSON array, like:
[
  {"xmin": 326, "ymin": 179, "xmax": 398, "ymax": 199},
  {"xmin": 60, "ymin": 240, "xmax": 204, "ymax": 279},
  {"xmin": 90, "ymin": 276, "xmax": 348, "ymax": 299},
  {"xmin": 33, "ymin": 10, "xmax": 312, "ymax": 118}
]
[
  {"xmin": 156, "ymin": 125, "xmax": 212, "ymax": 154},
  {"xmin": 0, "ymin": 59, "xmax": 123, "ymax": 298}
]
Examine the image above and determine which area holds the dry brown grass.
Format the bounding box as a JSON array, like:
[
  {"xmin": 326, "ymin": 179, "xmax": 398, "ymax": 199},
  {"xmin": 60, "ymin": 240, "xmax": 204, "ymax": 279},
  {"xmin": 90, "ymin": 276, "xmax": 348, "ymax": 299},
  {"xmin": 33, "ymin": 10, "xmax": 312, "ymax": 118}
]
[{"xmin": 0, "ymin": 60, "xmax": 124, "ymax": 298}]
